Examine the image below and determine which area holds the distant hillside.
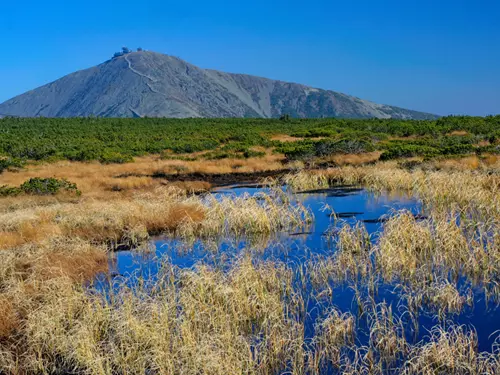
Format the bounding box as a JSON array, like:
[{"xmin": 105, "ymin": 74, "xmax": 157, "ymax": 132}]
[{"xmin": 0, "ymin": 51, "xmax": 438, "ymax": 119}]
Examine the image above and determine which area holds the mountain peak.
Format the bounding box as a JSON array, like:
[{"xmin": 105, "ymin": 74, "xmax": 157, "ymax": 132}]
[{"xmin": 0, "ymin": 52, "xmax": 437, "ymax": 119}]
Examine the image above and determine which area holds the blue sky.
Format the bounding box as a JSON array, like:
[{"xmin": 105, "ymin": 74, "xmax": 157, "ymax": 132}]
[{"xmin": 0, "ymin": 0, "xmax": 499, "ymax": 116}]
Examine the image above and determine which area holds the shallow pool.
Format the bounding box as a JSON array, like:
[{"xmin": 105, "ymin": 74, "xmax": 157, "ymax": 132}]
[{"xmin": 102, "ymin": 184, "xmax": 500, "ymax": 354}]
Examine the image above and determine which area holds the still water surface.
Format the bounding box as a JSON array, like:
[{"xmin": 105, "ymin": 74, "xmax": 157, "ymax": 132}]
[{"xmin": 104, "ymin": 185, "xmax": 500, "ymax": 352}]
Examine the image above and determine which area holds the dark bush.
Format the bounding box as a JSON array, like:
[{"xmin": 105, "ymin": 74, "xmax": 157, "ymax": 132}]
[
  {"xmin": 99, "ymin": 152, "xmax": 134, "ymax": 164},
  {"xmin": 0, "ymin": 185, "xmax": 22, "ymax": 197},
  {"xmin": 315, "ymin": 139, "xmax": 374, "ymax": 156},
  {"xmin": 0, "ymin": 158, "xmax": 24, "ymax": 174},
  {"xmin": 0, "ymin": 116, "xmax": 499, "ymax": 164},
  {"xmin": 20, "ymin": 178, "xmax": 81, "ymax": 196},
  {"xmin": 380, "ymin": 144, "xmax": 440, "ymax": 160},
  {"xmin": 243, "ymin": 150, "xmax": 265, "ymax": 158}
]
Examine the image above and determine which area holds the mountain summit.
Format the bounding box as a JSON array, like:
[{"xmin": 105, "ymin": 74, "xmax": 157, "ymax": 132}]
[{"xmin": 0, "ymin": 51, "xmax": 437, "ymax": 119}]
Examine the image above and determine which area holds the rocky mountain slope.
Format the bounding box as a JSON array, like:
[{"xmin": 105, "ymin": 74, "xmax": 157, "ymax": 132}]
[{"xmin": 0, "ymin": 51, "xmax": 437, "ymax": 119}]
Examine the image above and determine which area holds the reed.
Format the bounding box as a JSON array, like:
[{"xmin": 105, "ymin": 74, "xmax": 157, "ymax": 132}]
[
  {"xmin": 1, "ymin": 162, "xmax": 500, "ymax": 374},
  {"xmin": 3, "ymin": 257, "xmax": 309, "ymax": 374},
  {"xmin": 0, "ymin": 186, "xmax": 310, "ymax": 251},
  {"xmin": 284, "ymin": 162, "xmax": 500, "ymax": 223},
  {"xmin": 309, "ymin": 223, "xmax": 372, "ymax": 289},
  {"xmin": 311, "ymin": 308, "xmax": 355, "ymax": 371},
  {"xmin": 403, "ymin": 325, "xmax": 499, "ymax": 375},
  {"xmin": 400, "ymin": 279, "xmax": 472, "ymax": 322}
]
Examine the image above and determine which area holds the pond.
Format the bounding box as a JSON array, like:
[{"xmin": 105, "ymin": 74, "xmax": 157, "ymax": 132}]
[{"xmin": 101, "ymin": 184, "xmax": 500, "ymax": 356}]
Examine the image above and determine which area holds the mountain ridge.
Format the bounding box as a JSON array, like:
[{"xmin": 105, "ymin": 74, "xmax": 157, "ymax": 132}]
[{"xmin": 0, "ymin": 51, "xmax": 438, "ymax": 119}]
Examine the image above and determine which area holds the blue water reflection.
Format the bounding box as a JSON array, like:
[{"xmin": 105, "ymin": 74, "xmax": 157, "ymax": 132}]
[{"xmin": 104, "ymin": 185, "xmax": 500, "ymax": 353}]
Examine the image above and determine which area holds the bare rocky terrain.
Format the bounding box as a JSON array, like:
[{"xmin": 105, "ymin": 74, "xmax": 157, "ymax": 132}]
[{"xmin": 0, "ymin": 51, "xmax": 437, "ymax": 119}]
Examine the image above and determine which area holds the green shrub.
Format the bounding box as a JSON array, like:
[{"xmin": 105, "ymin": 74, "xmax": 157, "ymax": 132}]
[
  {"xmin": 99, "ymin": 152, "xmax": 134, "ymax": 164},
  {"xmin": 243, "ymin": 150, "xmax": 265, "ymax": 158},
  {"xmin": 276, "ymin": 141, "xmax": 316, "ymax": 161},
  {"xmin": 0, "ymin": 116, "xmax": 499, "ymax": 163},
  {"xmin": 380, "ymin": 145, "xmax": 440, "ymax": 160},
  {"xmin": 314, "ymin": 139, "xmax": 374, "ymax": 156},
  {"xmin": 20, "ymin": 178, "xmax": 81, "ymax": 196},
  {"xmin": 0, "ymin": 158, "xmax": 25, "ymax": 174},
  {"xmin": 0, "ymin": 185, "xmax": 22, "ymax": 197}
]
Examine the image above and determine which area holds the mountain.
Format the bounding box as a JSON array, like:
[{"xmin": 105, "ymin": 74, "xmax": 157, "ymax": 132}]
[{"xmin": 0, "ymin": 51, "xmax": 437, "ymax": 119}]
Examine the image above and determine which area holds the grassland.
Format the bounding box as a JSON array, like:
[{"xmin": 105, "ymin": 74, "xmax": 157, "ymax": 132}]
[{"xmin": 0, "ymin": 116, "xmax": 500, "ymax": 374}]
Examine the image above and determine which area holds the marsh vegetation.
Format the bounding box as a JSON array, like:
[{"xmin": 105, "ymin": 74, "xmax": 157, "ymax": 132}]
[{"xmin": 0, "ymin": 117, "xmax": 500, "ymax": 374}]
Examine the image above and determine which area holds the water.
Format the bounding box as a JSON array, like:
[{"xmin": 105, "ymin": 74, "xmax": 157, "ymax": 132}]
[
  {"xmin": 102, "ymin": 185, "xmax": 500, "ymax": 353},
  {"xmin": 113, "ymin": 185, "xmax": 421, "ymax": 271}
]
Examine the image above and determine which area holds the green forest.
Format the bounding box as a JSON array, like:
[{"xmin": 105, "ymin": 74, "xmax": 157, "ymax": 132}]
[{"xmin": 0, "ymin": 116, "xmax": 499, "ymax": 167}]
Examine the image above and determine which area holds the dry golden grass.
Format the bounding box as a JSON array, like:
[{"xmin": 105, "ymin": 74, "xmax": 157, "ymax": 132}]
[
  {"xmin": 0, "ymin": 296, "xmax": 18, "ymax": 339},
  {"xmin": 0, "ymin": 257, "xmax": 308, "ymax": 374},
  {"xmin": 309, "ymin": 223, "xmax": 373, "ymax": 291},
  {"xmin": 287, "ymin": 161, "xmax": 500, "ymax": 222},
  {"xmin": 99, "ymin": 176, "xmax": 156, "ymax": 191},
  {"xmin": 324, "ymin": 151, "xmax": 382, "ymax": 166},
  {"xmin": 1, "ymin": 238, "xmax": 108, "ymax": 284},
  {"xmin": 483, "ymin": 154, "xmax": 500, "ymax": 166},
  {"xmin": 403, "ymin": 326, "xmax": 499, "ymax": 375},
  {"xmin": 283, "ymin": 170, "xmax": 330, "ymax": 191},
  {"xmin": 310, "ymin": 308, "xmax": 355, "ymax": 371},
  {"xmin": 447, "ymin": 130, "xmax": 469, "ymax": 136},
  {"xmin": 269, "ymin": 134, "xmax": 323, "ymax": 142},
  {"xmin": 0, "ymin": 151, "xmax": 284, "ymax": 200},
  {"xmin": 434, "ymin": 155, "xmax": 482, "ymax": 170},
  {"xmin": 0, "ymin": 211, "xmax": 61, "ymax": 250},
  {"xmin": 1, "ymin": 161, "xmax": 500, "ymax": 374},
  {"xmin": 429, "ymin": 154, "xmax": 500, "ymax": 172},
  {"xmin": 23, "ymin": 248, "xmax": 108, "ymax": 284},
  {"xmin": 0, "ymin": 184, "xmax": 310, "ymax": 252},
  {"xmin": 402, "ymin": 280, "xmax": 471, "ymax": 322},
  {"xmin": 164, "ymin": 180, "xmax": 212, "ymax": 193}
]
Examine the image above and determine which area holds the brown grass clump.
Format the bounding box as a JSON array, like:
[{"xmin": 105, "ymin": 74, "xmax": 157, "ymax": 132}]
[
  {"xmin": 447, "ymin": 130, "xmax": 469, "ymax": 136},
  {"xmin": 434, "ymin": 155, "xmax": 481, "ymax": 171},
  {"xmin": 283, "ymin": 170, "xmax": 330, "ymax": 191},
  {"xmin": 324, "ymin": 151, "xmax": 382, "ymax": 166},
  {"xmin": 24, "ymin": 247, "xmax": 108, "ymax": 284},
  {"xmin": 2, "ymin": 238, "xmax": 109, "ymax": 284},
  {"xmin": 57, "ymin": 191, "xmax": 207, "ymax": 245},
  {"xmin": 4, "ymin": 257, "xmax": 307, "ymax": 374},
  {"xmin": 401, "ymin": 279, "xmax": 472, "ymax": 323},
  {"xmin": 0, "ymin": 211, "xmax": 61, "ymax": 249},
  {"xmin": 403, "ymin": 326, "xmax": 499, "ymax": 375},
  {"xmin": 309, "ymin": 223, "xmax": 373, "ymax": 291},
  {"xmin": 0, "ymin": 296, "xmax": 18, "ymax": 339},
  {"xmin": 483, "ymin": 154, "xmax": 499, "ymax": 166},
  {"xmin": 0, "ymin": 185, "xmax": 310, "ymax": 252},
  {"xmin": 163, "ymin": 180, "xmax": 212, "ymax": 193},
  {"xmin": 100, "ymin": 176, "xmax": 156, "ymax": 191},
  {"xmin": 311, "ymin": 308, "xmax": 355, "ymax": 370},
  {"xmin": 270, "ymin": 134, "xmax": 325, "ymax": 142}
]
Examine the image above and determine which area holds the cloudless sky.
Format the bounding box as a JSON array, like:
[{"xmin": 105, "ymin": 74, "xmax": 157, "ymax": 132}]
[{"xmin": 0, "ymin": 0, "xmax": 499, "ymax": 116}]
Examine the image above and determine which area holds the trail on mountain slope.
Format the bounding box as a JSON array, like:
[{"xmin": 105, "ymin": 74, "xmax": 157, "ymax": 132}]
[
  {"xmin": 124, "ymin": 54, "xmax": 159, "ymax": 83},
  {"xmin": 123, "ymin": 54, "xmax": 197, "ymax": 114}
]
